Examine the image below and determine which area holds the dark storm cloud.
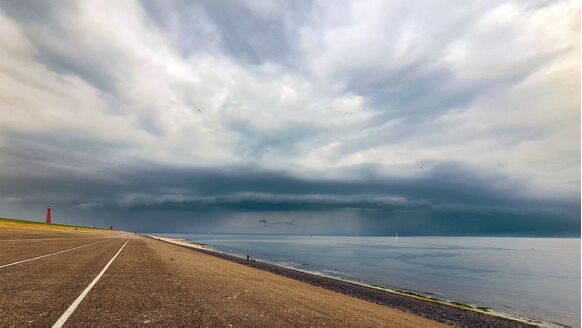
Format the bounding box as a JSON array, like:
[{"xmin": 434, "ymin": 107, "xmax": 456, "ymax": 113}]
[
  {"xmin": 257, "ymin": 219, "xmax": 294, "ymax": 226},
  {"xmin": 0, "ymin": 161, "xmax": 578, "ymax": 235}
]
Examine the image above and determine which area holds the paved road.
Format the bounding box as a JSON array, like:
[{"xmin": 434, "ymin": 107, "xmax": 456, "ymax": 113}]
[
  {"xmin": 0, "ymin": 229, "xmax": 446, "ymax": 327},
  {"xmin": 0, "ymin": 234, "xmax": 126, "ymax": 326},
  {"xmin": 0, "ymin": 236, "xmax": 116, "ymax": 264}
]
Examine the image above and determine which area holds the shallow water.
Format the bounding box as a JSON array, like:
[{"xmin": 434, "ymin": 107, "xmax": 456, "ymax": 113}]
[{"xmin": 158, "ymin": 234, "xmax": 580, "ymax": 327}]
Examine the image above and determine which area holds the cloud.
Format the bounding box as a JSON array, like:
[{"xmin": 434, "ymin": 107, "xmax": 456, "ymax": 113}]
[
  {"xmin": 0, "ymin": 162, "xmax": 577, "ymax": 235},
  {"xmin": 0, "ymin": 0, "xmax": 578, "ymax": 235},
  {"xmin": 257, "ymin": 219, "xmax": 294, "ymax": 226}
]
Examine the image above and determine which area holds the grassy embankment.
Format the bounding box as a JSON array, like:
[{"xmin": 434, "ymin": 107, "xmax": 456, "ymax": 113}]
[{"xmin": 0, "ymin": 217, "xmax": 108, "ymax": 231}]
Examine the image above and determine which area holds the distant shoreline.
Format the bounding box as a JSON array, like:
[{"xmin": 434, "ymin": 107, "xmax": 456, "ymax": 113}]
[
  {"xmin": 148, "ymin": 234, "xmax": 545, "ymax": 328},
  {"xmin": 148, "ymin": 232, "xmax": 581, "ymax": 238}
]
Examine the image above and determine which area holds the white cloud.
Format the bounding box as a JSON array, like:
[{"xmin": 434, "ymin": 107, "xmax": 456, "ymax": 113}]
[{"xmin": 0, "ymin": 0, "xmax": 578, "ymax": 202}]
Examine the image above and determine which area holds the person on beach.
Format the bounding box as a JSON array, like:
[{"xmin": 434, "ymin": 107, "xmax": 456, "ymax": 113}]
[{"xmin": 246, "ymin": 254, "xmax": 250, "ymax": 261}]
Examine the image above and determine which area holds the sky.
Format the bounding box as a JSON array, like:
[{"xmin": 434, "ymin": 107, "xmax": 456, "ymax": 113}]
[{"xmin": 0, "ymin": 0, "xmax": 579, "ymax": 235}]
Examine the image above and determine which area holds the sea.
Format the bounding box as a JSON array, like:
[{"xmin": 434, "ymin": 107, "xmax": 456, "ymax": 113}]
[{"xmin": 156, "ymin": 234, "xmax": 581, "ymax": 327}]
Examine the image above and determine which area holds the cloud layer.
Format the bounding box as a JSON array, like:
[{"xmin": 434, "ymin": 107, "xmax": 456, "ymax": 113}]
[{"xmin": 0, "ymin": 0, "xmax": 579, "ymax": 235}]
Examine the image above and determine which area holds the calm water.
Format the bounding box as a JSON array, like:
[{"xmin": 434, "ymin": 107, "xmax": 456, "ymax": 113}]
[{"xmin": 158, "ymin": 234, "xmax": 580, "ymax": 327}]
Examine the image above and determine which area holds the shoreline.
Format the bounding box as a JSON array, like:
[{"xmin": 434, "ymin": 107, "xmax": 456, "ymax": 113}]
[{"xmin": 147, "ymin": 235, "xmax": 547, "ymax": 327}]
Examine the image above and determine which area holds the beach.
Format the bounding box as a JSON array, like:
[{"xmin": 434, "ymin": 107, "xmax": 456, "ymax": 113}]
[
  {"xmin": 156, "ymin": 233, "xmax": 580, "ymax": 327},
  {"xmin": 0, "ymin": 222, "xmax": 452, "ymax": 327},
  {"xmin": 0, "ymin": 216, "xmax": 554, "ymax": 327},
  {"xmin": 150, "ymin": 235, "xmax": 539, "ymax": 327}
]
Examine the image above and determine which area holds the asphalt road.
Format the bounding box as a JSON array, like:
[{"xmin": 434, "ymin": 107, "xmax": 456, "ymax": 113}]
[{"xmin": 0, "ymin": 229, "xmax": 447, "ymax": 327}]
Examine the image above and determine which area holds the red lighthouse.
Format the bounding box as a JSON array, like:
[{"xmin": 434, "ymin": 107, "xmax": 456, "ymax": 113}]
[{"xmin": 45, "ymin": 205, "xmax": 52, "ymax": 224}]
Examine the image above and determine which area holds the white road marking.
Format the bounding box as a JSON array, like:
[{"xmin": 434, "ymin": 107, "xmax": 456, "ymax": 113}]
[
  {"xmin": 52, "ymin": 236, "xmax": 132, "ymax": 328},
  {"xmin": 0, "ymin": 238, "xmax": 116, "ymax": 269}
]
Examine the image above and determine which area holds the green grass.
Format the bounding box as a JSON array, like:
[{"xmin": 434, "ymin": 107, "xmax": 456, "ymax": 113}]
[{"xmin": 0, "ymin": 217, "xmax": 109, "ymax": 231}]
